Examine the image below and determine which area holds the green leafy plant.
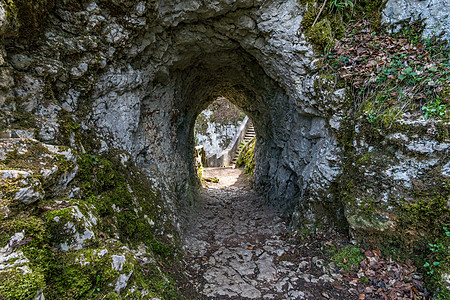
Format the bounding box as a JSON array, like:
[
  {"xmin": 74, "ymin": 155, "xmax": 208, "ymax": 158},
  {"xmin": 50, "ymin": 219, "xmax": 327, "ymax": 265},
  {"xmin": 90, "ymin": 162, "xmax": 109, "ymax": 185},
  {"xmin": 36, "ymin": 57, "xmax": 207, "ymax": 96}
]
[
  {"xmin": 91, "ymin": 274, "xmax": 101, "ymax": 294},
  {"xmin": 397, "ymin": 66, "xmax": 417, "ymax": 83},
  {"xmin": 366, "ymin": 110, "xmax": 377, "ymax": 123},
  {"xmin": 422, "ymin": 227, "xmax": 450, "ymax": 286},
  {"xmin": 423, "ymin": 239, "xmax": 447, "ymax": 275},
  {"xmin": 423, "ymin": 261, "xmax": 440, "ymax": 275},
  {"xmin": 90, "ymin": 155, "xmax": 99, "ymax": 165},
  {"xmin": 329, "ymin": 0, "xmax": 354, "ymax": 12},
  {"xmin": 444, "ymin": 227, "xmax": 450, "ymax": 237},
  {"xmin": 422, "ymin": 96, "xmax": 447, "ymax": 119}
]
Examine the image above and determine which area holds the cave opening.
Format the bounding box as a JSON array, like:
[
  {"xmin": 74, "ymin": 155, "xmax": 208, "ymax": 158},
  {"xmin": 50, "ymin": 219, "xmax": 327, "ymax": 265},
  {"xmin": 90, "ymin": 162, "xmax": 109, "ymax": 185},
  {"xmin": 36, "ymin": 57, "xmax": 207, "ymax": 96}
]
[
  {"xmin": 163, "ymin": 49, "xmax": 304, "ymax": 218},
  {"xmin": 194, "ymin": 96, "xmax": 251, "ymax": 168}
]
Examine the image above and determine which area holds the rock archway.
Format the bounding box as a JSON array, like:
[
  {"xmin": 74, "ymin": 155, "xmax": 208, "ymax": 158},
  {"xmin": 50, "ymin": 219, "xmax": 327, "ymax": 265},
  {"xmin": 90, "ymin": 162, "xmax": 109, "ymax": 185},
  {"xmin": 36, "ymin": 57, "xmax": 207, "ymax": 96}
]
[
  {"xmin": 162, "ymin": 49, "xmax": 301, "ymax": 213},
  {"xmin": 2, "ymin": 0, "xmax": 346, "ymax": 232},
  {"xmin": 121, "ymin": 1, "xmax": 347, "ymax": 224},
  {"xmin": 3, "ymin": 1, "xmax": 448, "ymax": 298},
  {"xmin": 134, "ymin": 43, "xmax": 342, "ymax": 221}
]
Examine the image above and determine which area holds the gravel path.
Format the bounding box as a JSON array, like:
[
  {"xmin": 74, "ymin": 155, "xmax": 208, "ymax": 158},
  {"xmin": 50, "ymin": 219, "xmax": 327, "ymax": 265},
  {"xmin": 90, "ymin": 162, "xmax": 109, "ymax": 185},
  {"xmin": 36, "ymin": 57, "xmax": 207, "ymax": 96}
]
[{"xmin": 182, "ymin": 168, "xmax": 352, "ymax": 299}]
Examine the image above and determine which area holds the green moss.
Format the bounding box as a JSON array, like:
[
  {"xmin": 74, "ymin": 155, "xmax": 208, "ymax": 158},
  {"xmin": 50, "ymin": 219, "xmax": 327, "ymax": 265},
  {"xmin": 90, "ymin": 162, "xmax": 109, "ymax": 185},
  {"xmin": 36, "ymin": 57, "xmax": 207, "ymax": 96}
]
[
  {"xmin": 150, "ymin": 237, "xmax": 175, "ymax": 260},
  {"xmin": 236, "ymin": 137, "xmax": 256, "ymax": 175},
  {"xmin": 330, "ymin": 245, "xmax": 365, "ymax": 273},
  {"xmin": 105, "ymin": 292, "xmax": 121, "ymax": 300},
  {"xmin": 300, "ymin": 2, "xmax": 317, "ymax": 29},
  {"xmin": 399, "ymin": 195, "xmax": 449, "ymax": 235},
  {"xmin": 305, "ymin": 18, "xmax": 334, "ymax": 53},
  {"xmin": 0, "ymin": 215, "xmax": 47, "ymax": 250},
  {"xmin": 0, "ymin": 176, "xmax": 20, "ymax": 209},
  {"xmin": 4, "ymin": 0, "xmax": 18, "ymax": 24},
  {"xmin": 0, "ymin": 268, "xmax": 46, "ymax": 300},
  {"xmin": 57, "ymin": 109, "xmax": 81, "ymax": 146}
]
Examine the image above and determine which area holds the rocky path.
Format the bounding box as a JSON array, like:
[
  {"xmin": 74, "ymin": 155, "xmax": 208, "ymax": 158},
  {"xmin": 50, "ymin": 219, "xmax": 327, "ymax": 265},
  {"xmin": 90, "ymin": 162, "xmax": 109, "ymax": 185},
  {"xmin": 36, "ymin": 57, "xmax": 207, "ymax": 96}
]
[
  {"xmin": 182, "ymin": 168, "xmax": 352, "ymax": 299},
  {"xmin": 182, "ymin": 168, "xmax": 427, "ymax": 299}
]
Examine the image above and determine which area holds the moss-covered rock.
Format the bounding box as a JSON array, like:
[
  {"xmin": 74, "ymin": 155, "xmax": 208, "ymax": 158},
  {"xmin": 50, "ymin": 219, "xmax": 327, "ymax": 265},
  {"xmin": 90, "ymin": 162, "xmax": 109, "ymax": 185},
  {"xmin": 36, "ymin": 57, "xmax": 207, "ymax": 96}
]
[
  {"xmin": 0, "ymin": 137, "xmax": 190, "ymax": 299},
  {"xmin": 0, "ymin": 267, "xmax": 46, "ymax": 300},
  {"xmin": 0, "ymin": 231, "xmax": 46, "ymax": 300},
  {"xmin": 305, "ymin": 18, "xmax": 333, "ymax": 52},
  {"xmin": 299, "ymin": 0, "xmax": 386, "ymax": 52},
  {"xmin": 338, "ymin": 114, "xmax": 450, "ymax": 296},
  {"xmin": 45, "ymin": 204, "xmax": 98, "ymax": 251},
  {"xmin": 236, "ymin": 136, "xmax": 255, "ymax": 175}
]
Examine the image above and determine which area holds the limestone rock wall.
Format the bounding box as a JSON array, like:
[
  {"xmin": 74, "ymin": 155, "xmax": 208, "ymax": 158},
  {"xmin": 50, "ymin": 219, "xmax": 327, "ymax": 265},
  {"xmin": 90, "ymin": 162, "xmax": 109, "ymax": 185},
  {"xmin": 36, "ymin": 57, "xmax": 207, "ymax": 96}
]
[
  {"xmin": 343, "ymin": 118, "xmax": 449, "ymax": 245},
  {"xmin": 383, "ymin": 0, "xmax": 450, "ymax": 42},
  {"xmin": 0, "ymin": 2, "xmax": 448, "ymax": 292},
  {"xmin": 0, "ymin": 137, "xmax": 180, "ymax": 298},
  {"xmin": 1, "ymin": 0, "xmax": 345, "ymax": 225}
]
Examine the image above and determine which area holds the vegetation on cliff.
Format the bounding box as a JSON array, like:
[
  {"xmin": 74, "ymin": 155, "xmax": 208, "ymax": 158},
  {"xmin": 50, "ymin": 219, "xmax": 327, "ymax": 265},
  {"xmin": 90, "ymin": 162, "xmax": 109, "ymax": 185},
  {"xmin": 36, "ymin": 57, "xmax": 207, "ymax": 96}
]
[
  {"xmin": 236, "ymin": 136, "xmax": 256, "ymax": 176},
  {"xmin": 0, "ymin": 138, "xmax": 194, "ymax": 299},
  {"xmin": 300, "ymin": 2, "xmax": 450, "ymax": 296}
]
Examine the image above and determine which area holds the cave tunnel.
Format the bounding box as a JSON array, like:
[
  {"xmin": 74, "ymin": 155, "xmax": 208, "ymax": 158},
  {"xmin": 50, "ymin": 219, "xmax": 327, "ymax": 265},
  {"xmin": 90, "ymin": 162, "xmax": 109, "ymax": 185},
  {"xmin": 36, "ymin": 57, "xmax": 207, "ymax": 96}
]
[{"xmin": 152, "ymin": 48, "xmax": 309, "ymax": 218}]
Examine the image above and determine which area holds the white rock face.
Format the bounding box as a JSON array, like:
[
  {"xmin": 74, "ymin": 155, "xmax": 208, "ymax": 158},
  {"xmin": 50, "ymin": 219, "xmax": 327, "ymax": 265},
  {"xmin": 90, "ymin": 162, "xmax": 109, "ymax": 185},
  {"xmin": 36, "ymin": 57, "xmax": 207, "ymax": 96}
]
[
  {"xmin": 111, "ymin": 255, "xmax": 126, "ymax": 272},
  {"xmin": 383, "ymin": 0, "xmax": 450, "ymax": 42},
  {"xmin": 0, "ymin": 2, "xmax": 6, "ymax": 36},
  {"xmin": 114, "ymin": 271, "xmax": 133, "ymax": 293},
  {"xmin": 195, "ymin": 110, "xmax": 245, "ymax": 157}
]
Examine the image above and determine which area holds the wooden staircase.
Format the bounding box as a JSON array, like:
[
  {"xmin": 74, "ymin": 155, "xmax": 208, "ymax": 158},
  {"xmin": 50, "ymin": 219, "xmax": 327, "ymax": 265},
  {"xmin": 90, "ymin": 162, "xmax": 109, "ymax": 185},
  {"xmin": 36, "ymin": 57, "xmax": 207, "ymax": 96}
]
[{"xmin": 231, "ymin": 123, "xmax": 255, "ymax": 166}]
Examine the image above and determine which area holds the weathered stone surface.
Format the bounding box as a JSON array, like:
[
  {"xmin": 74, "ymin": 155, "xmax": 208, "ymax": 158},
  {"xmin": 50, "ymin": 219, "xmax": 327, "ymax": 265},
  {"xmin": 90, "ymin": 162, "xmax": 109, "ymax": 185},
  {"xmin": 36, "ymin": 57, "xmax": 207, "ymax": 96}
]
[
  {"xmin": 0, "ymin": 170, "xmax": 43, "ymax": 204},
  {"xmin": 343, "ymin": 116, "xmax": 449, "ymax": 243},
  {"xmin": 0, "ymin": 0, "xmax": 446, "ymax": 242},
  {"xmin": 383, "ymin": 0, "xmax": 450, "ymax": 42}
]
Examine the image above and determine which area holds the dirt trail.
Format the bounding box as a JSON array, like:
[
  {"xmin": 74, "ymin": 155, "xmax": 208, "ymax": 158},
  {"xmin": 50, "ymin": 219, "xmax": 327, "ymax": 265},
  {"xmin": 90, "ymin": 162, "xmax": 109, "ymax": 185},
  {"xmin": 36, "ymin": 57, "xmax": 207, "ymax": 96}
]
[{"xmin": 182, "ymin": 167, "xmax": 357, "ymax": 299}]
